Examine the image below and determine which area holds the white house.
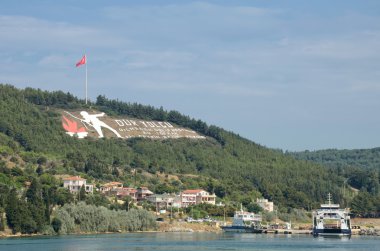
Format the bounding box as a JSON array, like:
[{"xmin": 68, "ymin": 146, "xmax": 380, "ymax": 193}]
[{"xmin": 63, "ymin": 176, "xmax": 93, "ymax": 193}]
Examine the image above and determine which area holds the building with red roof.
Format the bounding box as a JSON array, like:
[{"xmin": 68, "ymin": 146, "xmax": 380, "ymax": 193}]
[
  {"xmin": 180, "ymin": 189, "xmax": 216, "ymax": 208},
  {"xmin": 99, "ymin": 181, "xmax": 123, "ymax": 194}
]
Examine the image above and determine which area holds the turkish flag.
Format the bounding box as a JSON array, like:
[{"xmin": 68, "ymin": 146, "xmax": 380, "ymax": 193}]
[{"xmin": 76, "ymin": 55, "xmax": 86, "ymax": 67}]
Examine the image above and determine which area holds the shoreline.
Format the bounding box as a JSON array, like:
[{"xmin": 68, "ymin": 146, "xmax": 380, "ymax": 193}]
[
  {"xmin": 1, "ymin": 229, "xmax": 380, "ymax": 239},
  {"xmin": 2, "ymin": 218, "xmax": 380, "ymax": 238}
]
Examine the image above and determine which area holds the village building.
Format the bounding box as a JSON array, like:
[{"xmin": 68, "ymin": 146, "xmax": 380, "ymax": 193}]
[
  {"xmin": 114, "ymin": 187, "xmax": 138, "ymax": 201},
  {"xmin": 136, "ymin": 187, "xmax": 154, "ymax": 202},
  {"xmin": 97, "ymin": 182, "xmax": 218, "ymax": 209},
  {"xmin": 63, "ymin": 176, "xmax": 93, "ymax": 193},
  {"xmin": 99, "ymin": 181, "xmax": 123, "ymax": 194},
  {"xmin": 180, "ymin": 190, "xmax": 197, "ymax": 208},
  {"xmin": 98, "ymin": 181, "xmax": 139, "ymax": 201},
  {"xmin": 172, "ymin": 195, "xmax": 182, "ymax": 208},
  {"xmin": 146, "ymin": 193, "xmax": 175, "ymax": 209},
  {"xmin": 180, "ymin": 189, "xmax": 216, "ymax": 208},
  {"xmin": 256, "ymin": 198, "xmax": 274, "ymax": 212}
]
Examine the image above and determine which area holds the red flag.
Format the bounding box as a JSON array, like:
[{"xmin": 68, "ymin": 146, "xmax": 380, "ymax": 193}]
[{"xmin": 76, "ymin": 55, "xmax": 86, "ymax": 67}]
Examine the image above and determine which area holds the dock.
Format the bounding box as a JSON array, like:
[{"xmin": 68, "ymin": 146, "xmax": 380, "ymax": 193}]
[{"xmin": 263, "ymin": 229, "xmax": 312, "ymax": 234}]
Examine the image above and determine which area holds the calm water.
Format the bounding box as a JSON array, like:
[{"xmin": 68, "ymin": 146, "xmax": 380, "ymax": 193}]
[{"xmin": 0, "ymin": 233, "xmax": 379, "ymax": 251}]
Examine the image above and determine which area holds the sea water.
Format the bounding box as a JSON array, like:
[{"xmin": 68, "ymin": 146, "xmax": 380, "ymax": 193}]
[{"xmin": 0, "ymin": 232, "xmax": 379, "ymax": 251}]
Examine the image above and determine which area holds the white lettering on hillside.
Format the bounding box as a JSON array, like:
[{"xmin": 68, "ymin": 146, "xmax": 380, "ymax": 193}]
[
  {"xmin": 61, "ymin": 110, "xmax": 205, "ymax": 140},
  {"xmin": 115, "ymin": 119, "xmax": 173, "ymax": 128},
  {"xmin": 112, "ymin": 118, "xmax": 204, "ymax": 139}
]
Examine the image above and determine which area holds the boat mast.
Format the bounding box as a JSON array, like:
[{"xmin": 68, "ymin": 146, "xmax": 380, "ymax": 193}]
[{"xmin": 327, "ymin": 193, "xmax": 332, "ymax": 206}]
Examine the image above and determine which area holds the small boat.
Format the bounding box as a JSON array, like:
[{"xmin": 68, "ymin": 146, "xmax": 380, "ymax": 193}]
[
  {"xmin": 221, "ymin": 206, "xmax": 263, "ymax": 233},
  {"xmin": 312, "ymin": 193, "xmax": 351, "ymax": 237}
]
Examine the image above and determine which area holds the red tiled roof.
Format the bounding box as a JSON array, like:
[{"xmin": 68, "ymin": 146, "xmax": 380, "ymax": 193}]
[
  {"xmin": 102, "ymin": 182, "xmax": 123, "ymax": 187},
  {"xmin": 182, "ymin": 189, "xmax": 204, "ymax": 194},
  {"xmin": 63, "ymin": 176, "xmax": 86, "ymax": 181},
  {"xmin": 118, "ymin": 187, "xmax": 137, "ymax": 192},
  {"xmin": 116, "ymin": 188, "xmax": 137, "ymax": 196}
]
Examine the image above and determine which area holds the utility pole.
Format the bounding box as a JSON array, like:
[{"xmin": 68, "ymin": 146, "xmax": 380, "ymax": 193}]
[
  {"xmin": 275, "ymin": 209, "xmax": 278, "ymax": 224},
  {"xmin": 134, "ymin": 169, "xmax": 137, "ymax": 187},
  {"xmin": 224, "ymin": 205, "xmax": 226, "ymax": 224}
]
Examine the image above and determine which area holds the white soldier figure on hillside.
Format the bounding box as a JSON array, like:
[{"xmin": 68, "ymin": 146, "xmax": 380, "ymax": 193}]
[{"xmin": 80, "ymin": 111, "xmax": 122, "ymax": 138}]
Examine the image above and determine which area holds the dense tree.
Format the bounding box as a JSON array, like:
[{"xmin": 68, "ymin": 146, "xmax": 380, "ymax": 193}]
[
  {"xmin": 6, "ymin": 189, "xmax": 37, "ymax": 234},
  {"xmin": 51, "ymin": 217, "xmax": 62, "ymax": 233},
  {"xmin": 54, "ymin": 188, "xmax": 74, "ymax": 206},
  {"xmin": 351, "ymin": 190, "xmax": 378, "ymax": 217},
  {"xmin": 78, "ymin": 185, "xmax": 86, "ymax": 202},
  {"xmin": 246, "ymin": 202, "xmax": 263, "ymax": 213},
  {"xmin": 26, "ymin": 178, "xmax": 47, "ymax": 231},
  {"xmin": 290, "ymin": 148, "xmax": 380, "ymax": 198},
  {"xmin": 54, "ymin": 202, "xmax": 156, "ymax": 234}
]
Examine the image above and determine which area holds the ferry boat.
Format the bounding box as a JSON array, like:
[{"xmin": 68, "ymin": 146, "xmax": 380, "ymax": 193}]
[
  {"xmin": 221, "ymin": 207, "xmax": 263, "ymax": 233},
  {"xmin": 312, "ymin": 193, "xmax": 351, "ymax": 237}
]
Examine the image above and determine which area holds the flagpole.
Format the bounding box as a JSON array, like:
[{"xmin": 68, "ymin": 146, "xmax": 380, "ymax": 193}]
[{"xmin": 85, "ymin": 54, "xmax": 88, "ymax": 105}]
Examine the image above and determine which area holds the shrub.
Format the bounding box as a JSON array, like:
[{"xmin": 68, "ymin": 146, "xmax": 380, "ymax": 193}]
[
  {"xmin": 54, "ymin": 202, "xmax": 156, "ymax": 234},
  {"xmin": 51, "ymin": 217, "xmax": 62, "ymax": 233}
]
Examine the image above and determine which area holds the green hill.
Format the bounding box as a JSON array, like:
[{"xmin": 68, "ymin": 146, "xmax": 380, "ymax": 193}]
[
  {"xmin": 288, "ymin": 148, "xmax": 380, "ymax": 193},
  {"xmin": 0, "ymin": 84, "xmax": 348, "ymax": 211},
  {"xmin": 289, "ymin": 148, "xmax": 380, "ymax": 170}
]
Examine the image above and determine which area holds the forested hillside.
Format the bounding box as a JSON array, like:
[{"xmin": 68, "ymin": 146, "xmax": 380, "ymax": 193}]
[
  {"xmin": 0, "ymin": 84, "xmax": 377, "ymax": 217},
  {"xmin": 290, "ymin": 148, "xmax": 380, "ymax": 170},
  {"xmin": 289, "ymin": 149, "xmax": 380, "ymax": 216}
]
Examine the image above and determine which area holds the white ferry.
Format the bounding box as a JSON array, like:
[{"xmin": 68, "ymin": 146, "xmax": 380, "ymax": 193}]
[
  {"xmin": 312, "ymin": 193, "xmax": 351, "ymax": 237},
  {"xmin": 221, "ymin": 207, "xmax": 263, "ymax": 233}
]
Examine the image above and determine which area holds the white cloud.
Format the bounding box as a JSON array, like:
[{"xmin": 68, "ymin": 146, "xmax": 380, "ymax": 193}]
[
  {"xmin": 38, "ymin": 54, "xmax": 73, "ymax": 68},
  {"xmin": 349, "ymin": 81, "xmax": 380, "ymax": 92},
  {"xmin": 124, "ymin": 50, "xmax": 197, "ymax": 70},
  {"xmin": 2, "ymin": 4, "xmax": 380, "ymax": 100},
  {"xmin": 125, "ymin": 78, "xmax": 274, "ymax": 98},
  {"xmin": 102, "ymin": 2, "xmax": 280, "ymax": 44},
  {"xmin": 0, "ymin": 15, "xmax": 126, "ymax": 51}
]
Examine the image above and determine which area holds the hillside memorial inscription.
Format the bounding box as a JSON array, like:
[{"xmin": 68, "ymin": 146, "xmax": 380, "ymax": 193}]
[{"xmin": 61, "ymin": 110, "xmax": 205, "ymax": 140}]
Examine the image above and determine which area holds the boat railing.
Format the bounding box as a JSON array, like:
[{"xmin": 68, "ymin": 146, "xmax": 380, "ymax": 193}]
[{"xmin": 320, "ymin": 204, "xmax": 340, "ymax": 208}]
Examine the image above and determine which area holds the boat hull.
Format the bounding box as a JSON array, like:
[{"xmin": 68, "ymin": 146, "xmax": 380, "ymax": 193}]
[
  {"xmin": 221, "ymin": 226, "xmax": 263, "ymax": 233},
  {"xmin": 313, "ymin": 228, "xmax": 351, "ymax": 237}
]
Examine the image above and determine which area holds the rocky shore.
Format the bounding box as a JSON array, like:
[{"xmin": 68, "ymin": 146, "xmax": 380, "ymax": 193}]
[
  {"xmin": 359, "ymin": 228, "xmax": 380, "ymax": 236},
  {"xmin": 158, "ymin": 219, "xmax": 380, "ymax": 236},
  {"xmin": 158, "ymin": 221, "xmax": 221, "ymax": 233}
]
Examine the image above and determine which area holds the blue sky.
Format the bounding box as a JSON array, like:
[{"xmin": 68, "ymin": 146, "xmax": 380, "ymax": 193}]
[{"xmin": 1, "ymin": 0, "xmax": 380, "ymax": 151}]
